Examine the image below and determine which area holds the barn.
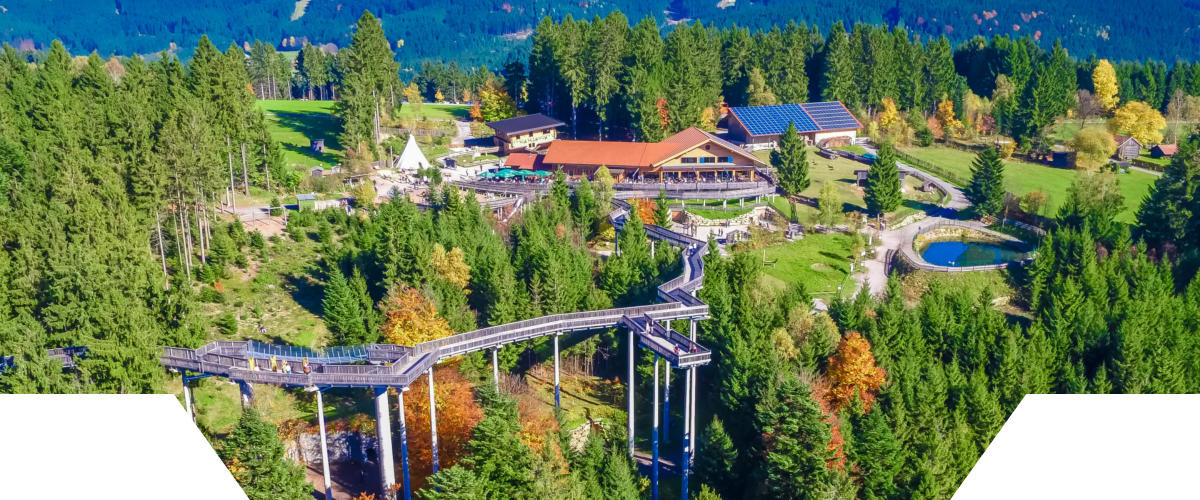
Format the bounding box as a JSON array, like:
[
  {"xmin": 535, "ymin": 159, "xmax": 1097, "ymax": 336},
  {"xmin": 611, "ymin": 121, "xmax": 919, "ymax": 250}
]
[
  {"xmin": 727, "ymin": 102, "xmax": 861, "ymax": 147},
  {"xmin": 1113, "ymin": 135, "xmax": 1142, "ymax": 160}
]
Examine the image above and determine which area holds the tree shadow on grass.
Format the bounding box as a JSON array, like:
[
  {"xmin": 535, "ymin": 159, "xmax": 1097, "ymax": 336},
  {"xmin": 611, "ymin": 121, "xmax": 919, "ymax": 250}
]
[
  {"xmin": 273, "ymin": 113, "xmax": 343, "ymax": 163},
  {"xmin": 902, "ymin": 198, "xmax": 941, "ymax": 215},
  {"xmin": 284, "ymin": 272, "xmax": 326, "ymax": 319}
]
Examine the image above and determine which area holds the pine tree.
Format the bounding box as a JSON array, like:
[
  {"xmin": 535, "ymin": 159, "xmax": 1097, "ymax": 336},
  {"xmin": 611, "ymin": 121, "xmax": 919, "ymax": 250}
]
[
  {"xmin": 322, "ymin": 268, "xmax": 369, "ymax": 345},
  {"xmin": 965, "ymin": 146, "xmax": 1006, "ymax": 218},
  {"xmin": 822, "ymin": 21, "xmax": 858, "ymax": 105},
  {"xmin": 217, "ymin": 409, "xmax": 311, "ymax": 500},
  {"xmin": 771, "ymin": 123, "xmax": 810, "ymax": 196},
  {"xmin": 864, "ymin": 143, "xmax": 902, "ymax": 216},
  {"xmin": 695, "ymin": 417, "xmax": 739, "ymax": 499},
  {"xmin": 653, "ymin": 189, "xmax": 671, "ymax": 227}
]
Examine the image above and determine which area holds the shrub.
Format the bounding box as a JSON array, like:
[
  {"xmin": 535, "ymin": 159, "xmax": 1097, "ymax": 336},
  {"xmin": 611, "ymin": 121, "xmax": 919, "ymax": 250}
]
[
  {"xmin": 249, "ymin": 231, "xmax": 266, "ymax": 250},
  {"xmin": 215, "ymin": 312, "xmax": 239, "ymax": 336},
  {"xmin": 916, "ymin": 127, "xmax": 934, "ymax": 147},
  {"xmin": 199, "ymin": 287, "xmax": 225, "ymax": 304}
]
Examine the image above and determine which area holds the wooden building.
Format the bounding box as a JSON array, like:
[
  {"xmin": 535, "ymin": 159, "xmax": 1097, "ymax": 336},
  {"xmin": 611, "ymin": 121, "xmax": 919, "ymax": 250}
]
[
  {"xmin": 1151, "ymin": 144, "xmax": 1177, "ymax": 159},
  {"xmin": 1113, "ymin": 135, "xmax": 1142, "ymax": 160},
  {"xmin": 487, "ymin": 114, "xmax": 565, "ymax": 154},
  {"xmin": 541, "ymin": 127, "xmax": 765, "ymax": 181},
  {"xmin": 727, "ymin": 102, "xmax": 861, "ymax": 147}
]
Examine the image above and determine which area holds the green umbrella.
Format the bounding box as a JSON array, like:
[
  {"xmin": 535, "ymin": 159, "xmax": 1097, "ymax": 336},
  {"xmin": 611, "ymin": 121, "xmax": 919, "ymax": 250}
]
[
  {"xmin": 529, "ymin": 170, "xmax": 552, "ymax": 177},
  {"xmin": 495, "ymin": 169, "xmax": 519, "ymax": 178},
  {"xmin": 477, "ymin": 171, "xmax": 496, "ymax": 179}
]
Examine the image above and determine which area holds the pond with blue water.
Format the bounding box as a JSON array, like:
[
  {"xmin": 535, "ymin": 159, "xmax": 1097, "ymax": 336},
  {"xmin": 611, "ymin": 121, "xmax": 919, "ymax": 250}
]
[{"xmin": 920, "ymin": 240, "xmax": 1030, "ymax": 267}]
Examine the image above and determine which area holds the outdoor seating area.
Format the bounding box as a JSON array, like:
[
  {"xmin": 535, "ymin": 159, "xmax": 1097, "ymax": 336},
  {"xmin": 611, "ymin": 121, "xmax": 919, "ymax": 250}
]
[{"xmin": 477, "ymin": 168, "xmax": 553, "ymax": 182}]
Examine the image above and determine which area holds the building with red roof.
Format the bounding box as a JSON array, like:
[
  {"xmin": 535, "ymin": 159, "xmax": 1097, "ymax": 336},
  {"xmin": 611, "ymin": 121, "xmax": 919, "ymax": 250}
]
[{"xmin": 541, "ymin": 127, "xmax": 765, "ymax": 181}]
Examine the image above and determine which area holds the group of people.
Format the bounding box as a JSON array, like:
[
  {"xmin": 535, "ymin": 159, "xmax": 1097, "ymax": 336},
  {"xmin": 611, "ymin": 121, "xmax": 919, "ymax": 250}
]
[{"xmin": 246, "ymin": 355, "xmax": 311, "ymax": 375}]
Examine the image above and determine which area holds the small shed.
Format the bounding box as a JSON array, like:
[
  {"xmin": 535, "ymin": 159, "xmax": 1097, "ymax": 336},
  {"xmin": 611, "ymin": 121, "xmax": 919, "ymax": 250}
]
[
  {"xmin": 296, "ymin": 193, "xmax": 317, "ymax": 211},
  {"xmin": 1151, "ymin": 144, "xmax": 1177, "ymax": 159},
  {"xmin": 854, "ymin": 169, "xmax": 869, "ymax": 185},
  {"xmin": 311, "ymin": 139, "xmax": 325, "ymax": 153},
  {"xmin": 1113, "ymin": 135, "xmax": 1142, "ymax": 160},
  {"xmin": 310, "ymin": 166, "xmax": 324, "ymax": 178}
]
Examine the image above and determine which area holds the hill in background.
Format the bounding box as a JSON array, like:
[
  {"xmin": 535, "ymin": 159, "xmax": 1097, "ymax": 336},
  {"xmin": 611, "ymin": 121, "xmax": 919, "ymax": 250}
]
[{"xmin": 3, "ymin": 0, "xmax": 1199, "ymax": 71}]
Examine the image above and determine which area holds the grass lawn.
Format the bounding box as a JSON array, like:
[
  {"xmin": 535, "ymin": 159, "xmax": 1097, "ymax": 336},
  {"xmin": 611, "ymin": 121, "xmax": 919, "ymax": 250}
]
[
  {"xmin": 750, "ymin": 232, "xmax": 857, "ymax": 295},
  {"xmin": 835, "ymin": 144, "xmax": 869, "ymax": 155},
  {"xmin": 680, "ymin": 198, "xmax": 755, "ymax": 219},
  {"xmin": 756, "ymin": 149, "xmax": 942, "ymax": 223},
  {"xmin": 899, "ymin": 145, "xmax": 1157, "ymax": 222},
  {"xmin": 255, "ymin": 99, "xmax": 342, "ymax": 169},
  {"xmin": 396, "ymin": 103, "xmax": 471, "ymax": 121},
  {"xmin": 1137, "ymin": 153, "xmax": 1171, "ymax": 168}
]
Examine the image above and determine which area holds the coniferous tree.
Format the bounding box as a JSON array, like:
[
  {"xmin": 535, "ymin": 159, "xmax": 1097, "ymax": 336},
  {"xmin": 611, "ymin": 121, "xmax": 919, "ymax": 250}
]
[
  {"xmin": 847, "ymin": 402, "xmax": 901, "ymax": 500},
  {"xmin": 695, "ymin": 417, "xmax": 739, "ymax": 499},
  {"xmin": 653, "ymin": 189, "xmax": 671, "ymax": 227},
  {"xmin": 965, "ymin": 146, "xmax": 1006, "ymax": 218},
  {"xmin": 822, "ymin": 21, "xmax": 858, "ymax": 104},
  {"xmin": 864, "ymin": 143, "xmax": 902, "ymax": 216},
  {"xmin": 758, "ymin": 375, "xmax": 833, "ymax": 499},
  {"xmin": 771, "ymin": 123, "xmax": 810, "ymax": 196},
  {"xmin": 217, "ymin": 409, "xmax": 311, "ymax": 500},
  {"xmin": 322, "ymin": 268, "xmax": 369, "ymax": 345}
]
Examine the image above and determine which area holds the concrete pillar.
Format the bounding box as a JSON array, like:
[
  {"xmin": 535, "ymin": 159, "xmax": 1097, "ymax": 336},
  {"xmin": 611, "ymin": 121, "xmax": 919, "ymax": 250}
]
[
  {"xmin": 397, "ymin": 388, "xmax": 412, "ymax": 500},
  {"xmin": 182, "ymin": 377, "xmax": 194, "ymax": 421},
  {"xmin": 374, "ymin": 388, "xmax": 396, "ymax": 499},
  {"xmin": 427, "ymin": 368, "xmax": 440, "ymax": 474},
  {"xmin": 627, "ymin": 326, "xmax": 635, "ymax": 458},
  {"xmin": 690, "ymin": 367, "xmax": 698, "ymax": 468},
  {"xmin": 315, "ymin": 388, "xmax": 333, "ymax": 500},
  {"xmin": 238, "ymin": 380, "xmax": 254, "ymax": 410},
  {"xmin": 492, "ymin": 346, "xmax": 500, "ymax": 389},
  {"xmin": 553, "ymin": 334, "xmax": 561, "ymax": 409},
  {"xmin": 652, "ymin": 355, "xmax": 660, "ymax": 500},
  {"xmin": 650, "ymin": 240, "xmax": 655, "ymax": 260}
]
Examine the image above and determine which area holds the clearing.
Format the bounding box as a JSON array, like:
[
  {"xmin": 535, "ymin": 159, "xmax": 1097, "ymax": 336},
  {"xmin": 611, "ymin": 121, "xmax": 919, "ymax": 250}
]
[
  {"xmin": 256, "ymin": 99, "xmax": 342, "ymax": 169},
  {"xmin": 750, "ymin": 232, "xmax": 857, "ymax": 296},
  {"xmin": 899, "ymin": 145, "xmax": 1156, "ymax": 222}
]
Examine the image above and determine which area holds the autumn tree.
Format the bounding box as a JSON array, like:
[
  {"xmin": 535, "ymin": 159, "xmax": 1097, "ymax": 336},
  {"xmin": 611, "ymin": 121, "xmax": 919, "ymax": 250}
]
[
  {"xmin": 479, "ymin": 83, "xmax": 517, "ymax": 122},
  {"xmin": 380, "ymin": 285, "xmax": 453, "ymax": 346},
  {"xmin": 824, "ymin": 332, "xmax": 887, "ymax": 412},
  {"xmin": 403, "ymin": 82, "xmax": 423, "ymax": 115},
  {"xmin": 876, "ymin": 98, "xmax": 901, "ymax": 131},
  {"xmin": 1108, "ymin": 101, "xmax": 1166, "ymax": 145},
  {"xmin": 1092, "ymin": 59, "xmax": 1119, "ymax": 112},
  {"xmin": 935, "ymin": 99, "xmax": 964, "ymax": 138},
  {"xmin": 746, "ymin": 67, "xmax": 777, "ymax": 106},
  {"xmin": 1070, "ymin": 127, "xmax": 1118, "ymax": 169},
  {"xmin": 430, "ymin": 244, "xmax": 471, "ymax": 291},
  {"xmin": 404, "ymin": 365, "xmax": 485, "ymax": 491}
]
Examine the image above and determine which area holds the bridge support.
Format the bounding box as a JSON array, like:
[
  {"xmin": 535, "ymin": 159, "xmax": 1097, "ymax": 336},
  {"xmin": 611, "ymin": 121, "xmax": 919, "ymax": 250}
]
[
  {"xmin": 238, "ymin": 380, "xmax": 254, "ymax": 410},
  {"xmin": 428, "ymin": 367, "xmax": 440, "ymax": 474},
  {"xmin": 627, "ymin": 325, "xmax": 636, "ymax": 458},
  {"xmin": 181, "ymin": 378, "xmax": 194, "ymax": 421},
  {"xmin": 663, "ymin": 363, "xmax": 670, "ymax": 443},
  {"xmin": 652, "ymin": 355, "xmax": 660, "ymax": 500},
  {"xmin": 491, "ymin": 346, "xmax": 500, "ymax": 389},
  {"xmin": 397, "ymin": 388, "xmax": 412, "ymax": 500},
  {"xmin": 315, "ymin": 387, "xmax": 333, "ymax": 500},
  {"xmin": 374, "ymin": 388, "xmax": 397, "ymax": 499},
  {"xmin": 681, "ymin": 366, "xmax": 692, "ymax": 500},
  {"xmin": 689, "ymin": 319, "xmax": 699, "ymax": 470},
  {"xmin": 553, "ymin": 334, "xmax": 561, "ymax": 409},
  {"xmin": 650, "ymin": 240, "xmax": 655, "ymax": 260}
]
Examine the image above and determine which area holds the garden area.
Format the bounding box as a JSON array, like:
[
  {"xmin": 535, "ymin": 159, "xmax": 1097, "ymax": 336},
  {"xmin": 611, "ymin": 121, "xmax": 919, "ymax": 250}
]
[{"xmin": 898, "ymin": 145, "xmax": 1157, "ymax": 222}]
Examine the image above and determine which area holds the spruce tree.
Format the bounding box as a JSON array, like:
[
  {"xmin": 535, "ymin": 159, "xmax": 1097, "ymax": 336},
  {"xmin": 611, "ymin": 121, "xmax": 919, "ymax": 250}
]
[
  {"xmin": 322, "ymin": 268, "xmax": 369, "ymax": 345},
  {"xmin": 571, "ymin": 177, "xmax": 597, "ymax": 234},
  {"xmin": 865, "ymin": 143, "xmax": 902, "ymax": 216},
  {"xmin": 770, "ymin": 122, "xmax": 810, "ymax": 196},
  {"xmin": 217, "ymin": 409, "xmax": 311, "ymax": 500},
  {"xmin": 822, "ymin": 21, "xmax": 858, "ymax": 105},
  {"xmin": 757, "ymin": 375, "xmax": 833, "ymax": 499},
  {"xmin": 965, "ymin": 146, "xmax": 1006, "ymax": 218},
  {"xmin": 847, "ymin": 403, "xmax": 901, "ymax": 500},
  {"xmin": 695, "ymin": 417, "xmax": 739, "ymax": 499},
  {"xmin": 653, "ymin": 189, "xmax": 671, "ymax": 227}
]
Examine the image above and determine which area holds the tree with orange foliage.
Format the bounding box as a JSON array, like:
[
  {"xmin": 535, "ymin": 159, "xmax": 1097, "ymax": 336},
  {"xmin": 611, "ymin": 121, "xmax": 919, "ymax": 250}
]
[
  {"xmin": 825, "ymin": 332, "xmax": 887, "ymax": 413},
  {"xmin": 632, "ymin": 198, "xmax": 656, "ymax": 225},
  {"xmin": 400, "ymin": 364, "xmax": 484, "ymax": 492},
  {"xmin": 380, "ymin": 286, "xmax": 453, "ymax": 346}
]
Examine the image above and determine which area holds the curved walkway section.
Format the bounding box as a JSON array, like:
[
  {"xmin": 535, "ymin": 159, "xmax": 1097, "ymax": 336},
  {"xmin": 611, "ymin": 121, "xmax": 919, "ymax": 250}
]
[{"xmin": 159, "ymin": 200, "xmax": 712, "ymax": 390}]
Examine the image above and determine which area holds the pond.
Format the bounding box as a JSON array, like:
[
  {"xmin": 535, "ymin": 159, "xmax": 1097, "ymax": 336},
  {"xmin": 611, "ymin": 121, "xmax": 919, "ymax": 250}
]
[{"xmin": 920, "ymin": 240, "xmax": 1030, "ymax": 267}]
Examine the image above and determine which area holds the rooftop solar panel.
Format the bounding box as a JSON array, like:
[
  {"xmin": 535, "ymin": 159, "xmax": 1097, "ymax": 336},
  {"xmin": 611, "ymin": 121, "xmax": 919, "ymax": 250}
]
[
  {"xmin": 731, "ymin": 102, "xmax": 860, "ymax": 137},
  {"xmin": 800, "ymin": 102, "xmax": 861, "ymax": 130}
]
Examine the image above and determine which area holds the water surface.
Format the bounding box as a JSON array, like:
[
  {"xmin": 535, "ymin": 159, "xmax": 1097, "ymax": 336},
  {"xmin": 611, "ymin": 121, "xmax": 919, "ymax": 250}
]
[{"xmin": 920, "ymin": 240, "xmax": 1027, "ymax": 267}]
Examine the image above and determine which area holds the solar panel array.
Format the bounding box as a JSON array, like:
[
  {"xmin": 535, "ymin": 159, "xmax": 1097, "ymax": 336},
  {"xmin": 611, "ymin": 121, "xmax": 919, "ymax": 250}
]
[
  {"xmin": 801, "ymin": 102, "xmax": 861, "ymax": 130},
  {"xmin": 730, "ymin": 102, "xmax": 859, "ymax": 136},
  {"xmin": 730, "ymin": 104, "xmax": 818, "ymax": 135}
]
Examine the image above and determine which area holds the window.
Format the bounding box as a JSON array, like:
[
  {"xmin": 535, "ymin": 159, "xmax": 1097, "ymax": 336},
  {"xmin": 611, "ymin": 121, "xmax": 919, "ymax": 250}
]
[
  {"xmin": 720, "ymin": 156, "xmax": 733, "ymax": 163},
  {"xmin": 681, "ymin": 157, "xmax": 698, "ymax": 163},
  {"xmin": 699, "ymin": 157, "xmax": 716, "ymax": 164}
]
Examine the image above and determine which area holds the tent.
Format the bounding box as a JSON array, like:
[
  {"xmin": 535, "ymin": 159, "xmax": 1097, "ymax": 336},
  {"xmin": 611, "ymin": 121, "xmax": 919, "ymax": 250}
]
[{"xmin": 395, "ymin": 134, "xmax": 432, "ymax": 172}]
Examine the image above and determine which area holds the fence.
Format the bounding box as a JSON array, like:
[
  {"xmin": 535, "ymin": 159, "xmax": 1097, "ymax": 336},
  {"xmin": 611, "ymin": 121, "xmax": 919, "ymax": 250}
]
[{"xmin": 894, "ymin": 150, "xmax": 969, "ymax": 187}]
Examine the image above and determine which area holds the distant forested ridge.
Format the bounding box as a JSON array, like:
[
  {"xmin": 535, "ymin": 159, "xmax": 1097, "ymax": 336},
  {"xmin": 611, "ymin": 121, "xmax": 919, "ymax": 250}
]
[{"xmin": 3, "ymin": 0, "xmax": 1200, "ymax": 71}]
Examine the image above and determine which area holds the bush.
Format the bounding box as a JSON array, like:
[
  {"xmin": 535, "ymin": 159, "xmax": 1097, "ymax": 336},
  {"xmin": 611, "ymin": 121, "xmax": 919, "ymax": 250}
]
[
  {"xmin": 215, "ymin": 312, "xmax": 239, "ymax": 336},
  {"xmin": 199, "ymin": 287, "xmax": 225, "ymax": 304},
  {"xmin": 234, "ymin": 253, "xmax": 250, "ymax": 269},
  {"xmin": 915, "ymin": 127, "xmax": 934, "ymax": 147},
  {"xmin": 269, "ymin": 197, "xmax": 282, "ymax": 216},
  {"xmin": 250, "ymin": 231, "xmax": 266, "ymax": 250},
  {"xmin": 998, "ymin": 141, "xmax": 1016, "ymax": 159}
]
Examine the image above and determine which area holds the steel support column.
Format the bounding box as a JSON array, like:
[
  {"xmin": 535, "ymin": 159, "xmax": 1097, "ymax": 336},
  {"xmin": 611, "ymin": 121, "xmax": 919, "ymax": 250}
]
[
  {"xmin": 627, "ymin": 326, "xmax": 635, "ymax": 458},
  {"xmin": 681, "ymin": 367, "xmax": 691, "ymax": 500},
  {"xmin": 397, "ymin": 388, "xmax": 412, "ymax": 500},
  {"xmin": 315, "ymin": 388, "xmax": 332, "ymax": 500},
  {"xmin": 652, "ymin": 355, "xmax": 660, "ymax": 500},
  {"xmin": 182, "ymin": 378, "xmax": 194, "ymax": 421},
  {"xmin": 427, "ymin": 367, "xmax": 440, "ymax": 474},
  {"xmin": 553, "ymin": 334, "xmax": 561, "ymax": 409},
  {"xmin": 238, "ymin": 380, "xmax": 254, "ymax": 409},
  {"xmin": 374, "ymin": 387, "xmax": 396, "ymax": 499},
  {"xmin": 663, "ymin": 365, "xmax": 670, "ymax": 443},
  {"xmin": 691, "ymin": 367, "xmax": 698, "ymax": 468}
]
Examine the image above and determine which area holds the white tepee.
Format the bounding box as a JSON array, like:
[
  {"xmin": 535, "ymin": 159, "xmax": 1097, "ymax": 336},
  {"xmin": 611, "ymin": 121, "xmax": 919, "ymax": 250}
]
[{"xmin": 395, "ymin": 134, "xmax": 432, "ymax": 172}]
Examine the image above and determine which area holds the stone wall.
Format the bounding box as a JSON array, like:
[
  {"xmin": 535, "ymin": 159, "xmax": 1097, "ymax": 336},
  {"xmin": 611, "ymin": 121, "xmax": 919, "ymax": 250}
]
[{"xmin": 287, "ymin": 431, "xmax": 379, "ymax": 466}]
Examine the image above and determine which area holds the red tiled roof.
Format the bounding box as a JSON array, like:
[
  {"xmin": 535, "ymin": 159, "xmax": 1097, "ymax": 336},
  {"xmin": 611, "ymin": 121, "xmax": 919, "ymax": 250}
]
[
  {"xmin": 503, "ymin": 152, "xmax": 543, "ymax": 170},
  {"xmin": 542, "ymin": 127, "xmax": 763, "ymax": 168},
  {"xmin": 1153, "ymin": 144, "xmax": 1178, "ymax": 156}
]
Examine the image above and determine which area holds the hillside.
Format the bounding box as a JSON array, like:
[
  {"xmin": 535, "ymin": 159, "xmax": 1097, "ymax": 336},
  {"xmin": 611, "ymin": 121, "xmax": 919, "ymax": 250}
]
[{"xmin": 3, "ymin": 0, "xmax": 1199, "ymax": 72}]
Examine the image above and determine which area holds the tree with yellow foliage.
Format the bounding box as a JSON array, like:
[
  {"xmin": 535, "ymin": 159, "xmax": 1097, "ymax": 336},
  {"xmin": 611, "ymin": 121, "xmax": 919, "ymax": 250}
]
[
  {"xmin": 1069, "ymin": 127, "xmax": 1118, "ymax": 169},
  {"xmin": 434, "ymin": 89, "xmax": 444, "ymax": 102},
  {"xmin": 430, "ymin": 244, "xmax": 471, "ymax": 291},
  {"xmin": 935, "ymin": 100, "xmax": 964, "ymax": 138},
  {"xmin": 1092, "ymin": 59, "xmax": 1119, "ymax": 112},
  {"xmin": 876, "ymin": 98, "xmax": 901, "ymax": 131},
  {"xmin": 380, "ymin": 286, "xmax": 453, "ymax": 346},
  {"xmin": 402, "ymin": 82, "xmax": 423, "ymax": 115},
  {"xmin": 479, "ymin": 83, "xmax": 517, "ymax": 122},
  {"xmin": 825, "ymin": 332, "xmax": 887, "ymax": 412},
  {"xmin": 1108, "ymin": 101, "xmax": 1166, "ymax": 145}
]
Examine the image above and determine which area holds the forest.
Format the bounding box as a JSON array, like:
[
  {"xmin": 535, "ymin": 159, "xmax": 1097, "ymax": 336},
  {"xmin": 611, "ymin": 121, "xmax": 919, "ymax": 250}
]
[
  {"xmin": 2, "ymin": 9, "xmax": 1200, "ymax": 500},
  {"xmin": 5, "ymin": 0, "xmax": 1200, "ymax": 72}
]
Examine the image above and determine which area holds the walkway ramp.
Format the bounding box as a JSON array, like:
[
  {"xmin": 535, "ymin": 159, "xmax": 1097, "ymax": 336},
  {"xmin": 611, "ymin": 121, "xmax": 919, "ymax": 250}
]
[{"xmin": 621, "ymin": 314, "xmax": 711, "ymax": 368}]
